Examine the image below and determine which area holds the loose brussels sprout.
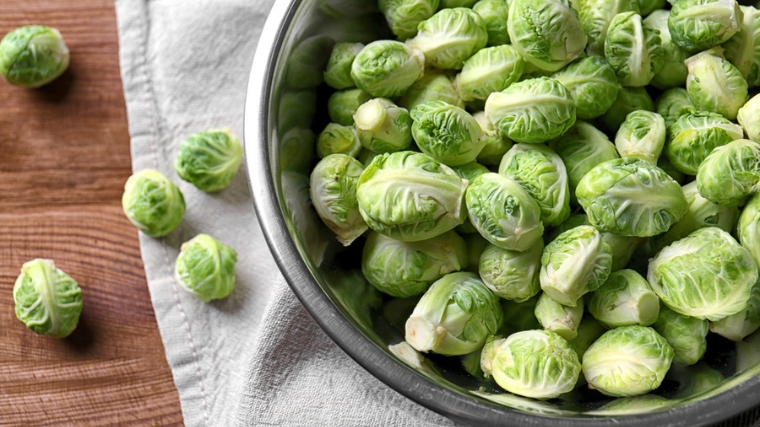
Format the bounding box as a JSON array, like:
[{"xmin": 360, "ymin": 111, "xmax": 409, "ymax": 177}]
[
  {"xmin": 696, "ymin": 139, "xmax": 760, "ymax": 207},
  {"xmin": 614, "ymin": 111, "xmax": 666, "ymax": 164},
  {"xmin": 508, "ymin": 0, "xmax": 587, "ymax": 72},
  {"xmin": 500, "ymin": 295, "xmax": 542, "ymax": 335},
  {"xmin": 599, "ymin": 86, "xmax": 654, "ymax": 132},
  {"xmin": 478, "ymin": 239, "xmax": 543, "ymax": 301},
  {"xmin": 354, "ymin": 98, "xmax": 413, "ymax": 153},
  {"xmin": 665, "ymin": 112, "xmax": 744, "ymax": 176},
  {"xmin": 648, "ymin": 227, "xmax": 758, "ymax": 321},
  {"xmin": 588, "ymin": 269, "xmax": 660, "ymax": 328},
  {"xmin": 480, "ymin": 330, "xmax": 582, "ymax": 399},
  {"xmin": 685, "ymin": 49, "xmax": 748, "ymax": 120},
  {"xmin": 410, "ymin": 100, "xmax": 485, "ymax": 166},
  {"xmin": 350, "ymin": 41, "xmax": 425, "ymax": 98},
  {"xmin": 472, "ymin": 0, "xmax": 511, "ymax": 46},
  {"xmin": 357, "ymin": 151, "xmax": 468, "ymax": 242},
  {"xmin": 738, "ymin": 93, "xmax": 760, "ymax": 142},
  {"xmin": 327, "ymin": 88, "xmax": 372, "ymax": 126},
  {"xmin": 551, "ymin": 56, "xmax": 619, "ymax": 120},
  {"xmin": 310, "ymin": 154, "xmax": 368, "ymax": 246},
  {"xmin": 122, "ymin": 169, "xmax": 185, "ymax": 237},
  {"xmin": 0, "ymin": 25, "xmax": 69, "ymax": 88},
  {"xmin": 362, "ymin": 230, "xmax": 468, "ymax": 297},
  {"xmin": 473, "ymin": 111, "xmax": 513, "ymax": 166},
  {"xmin": 175, "ymin": 234, "xmax": 237, "ymax": 303},
  {"xmin": 540, "ymin": 225, "xmax": 613, "ymax": 307},
  {"xmin": 655, "ymin": 87, "xmax": 695, "ymax": 127},
  {"xmin": 323, "ymin": 42, "xmax": 364, "ymax": 90},
  {"xmin": 316, "ymin": 123, "xmax": 362, "ymax": 158},
  {"xmin": 13, "ymin": 259, "xmax": 82, "ymax": 338},
  {"xmin": 408, "ymin": 8, "xmax": 488, "ymax": 70},
  {"xmin": 604, "ymin": 12, "xmax": 664, "ymax": 87},
  {"xmin": 577, "ymin": 158, "xmax": 688, "ymax": 237},
  {"xmin": 668, "ymin": 0, "xmax": 743, "ymax": 52},
  {"xmin": 723, "ymin": 6, "xmax": 760, "ymax": 88},
  {"xmin": 285, "ymin": 36, "xmax": 334, "ymax": 89},
  {"xmin": 535, "ymin": 292, "xmax": 585, "ymax": 340},
  {"xmin": 652, "ymin": 305, "xmax": 709, "ymax": 365},
  {"xmin": 738, "ymin": 192, "xmax": 760, "ymax": 267},
  {"xmin": 644, "ymin": 10, "xmax": 690, "ymax": 89},
  {"xmin": 405, "ymin": 272, "xmax": 503, "ymax": 355},
  {"xmin": 568, "ymin": 316, "xmax": 606, "ymax": 362},
  {"xmin": 498, "ymin": 143, "xmax": 571, "ymax": 226},
  {"xmin": 397, "ymin": 71, "xmax": 464, "ymax": 111},
  {"xmin": 484, "ymin": 77, "xmax": 576, "ymax": 144},
  {"xmin": 577, "ymin": 0, "xmax": 640, "ymax": 56},
  {"xmin": 378, "ymin": 0, "xmax": 440, "ymax": 40},
  {"xmin": 279, "ymin": 128, "xmax": 315, "ymax": 173},
  {"xmin": 582, "ymin": 325, "xmax": 674, "ymax": 397},
  {"xmin": 710, "ymin": 280, "xmax": 760, "ymax": 341},
  {"xmin": 454, "ymin": 45, "xmax": 524, "ymax": 102},
  {"xmin": 465, "ymin": 173, "xmax": 544, "ymax": 251},
  {"xmin": 174, "ymin": 129, "xmax": 243, "ymax": 192}
]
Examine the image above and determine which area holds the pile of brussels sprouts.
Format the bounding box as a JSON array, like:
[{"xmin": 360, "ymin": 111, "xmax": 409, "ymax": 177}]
[{"xmin": 305, "ymin": 0, "xmax": 760, "ymax": 404}]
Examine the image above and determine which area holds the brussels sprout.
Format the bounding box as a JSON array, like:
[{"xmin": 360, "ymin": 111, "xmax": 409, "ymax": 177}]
[
  {"xmin": 498, "ymin": 143, "xmax": 571, "ymax": 226},
  {"xmin": 665, "ymin": 112, "xmax": 744, "ymax": 176},
  {"xmin": 540, "ymin": 225, "xmax": 613, "ymax": 307},
  {"xmin": 738, "ymin": 192, "xmax": 760, "ymax": 267},
  {"xmin": 582, "ymin": 325, "xmax": 674, "ymax": 397},
  {"xmin": 465, "ymin": 173, "xmax": 544, "ymax": 251},
  {"xmin": 615, "ymin": 111, "xmax": 666, "ymax": 164},
  {"xmin": 362, "ymin": 230, "xmax": 468, "ymax": 297},
  {"xmin": 577, "ymin": 0, "xmax": 640, "ymax": 56},
  {"xmin": 0, "ymin": 25, "xmax": 69, "ymax": 88},
  {"xmin": 357, "ymin": 151, "xmax": 468, "ymax": 242},
  {"xmin": 696, "ymin": 139, "xmax": 760, "ymax": 207},
  {"xmin": 175, "ymin": 234, "xmax": 237, "ymax": 303},
  {"xmin": 535, "ymin": 292, "xmax": 585, "ymax": 340},
  {"xmin": 551, "ymin": 56, "xmax": 620, "ymax": 120},
  {"xmin": 397, "ymin": 71, "xmax": 464, "ymax": 111},
  {"xmin": 454, "ymin": 46, "xmax": 524, "ymax": 102},
  {"xmin": 478, "ymin": 239, "xmax": 543, "ymax": 301},
  {"xmin": 461, "ymin": 347, "xmax": 485, "ymax": 378},
  {"xmin": 327, "ymin": 88, "xmax": 372, "ymax": 126},
  {"xmin": 473, "ymin": 111, "xmax": 513, "ymax": 166},
  {"xmin": 405, "ymin": 272, "xmax": 503, "ymax": 355},
  {"xmin": 410, "ymin": 100, "xmax": 485, "ymax": 166},
  {"xmin": 323, "ymin": 42, "xmax": 364, "ymax": 90},
  {"xmin": 568, "ymin": 316, "xmax": 606, "ymax": 362},
  {"xmin": 577, "ymin": 158, "xmax": 688, "ymax": 237},
  {"xmin": 286, "ymin": 36, "xmax": 335, "ymax": 89},
  {"xmin": 508, "ymin": 0, "xmax": 587, "ymax": 72},
  {"xmin": 710, "ymin": 280, "xmax": 760, "ymax": 341},
  {"xmin": 310, "ymin": 154, "xmax": 367, "ymax": 245},
  {"xmin": 13, "ymin": 259, "xmax": 82, "ymax": 338},
  {"xmin": 604, "ymin": 12, "xmax": 664, "ymax": 87},
  {"xmin": 484, "ymin": 77, "xmax": 576, "ymax": 144},
  {"xmin": 738, "ymin": 93, "xmax": 760, "ymax": 142},
  {"xmin": 279, "ymin": 128, "xmax": 315, "ymax": 173},
  {"xmin": 668, "ymin": 0, "xmax": 743, "ymax": 52},
  {"xmin": 480, "ymin": 330, "xmax": 582, "ymax": 399},
  {"xmin": 357, "ymin": 148, "xmax": 381, "ymax": 167},
  {"xmin": 500, "ymin": 295, "xmax": 542, "ymax": 335},
  {"xmin": 589, "ymin": 269, "xmax": 660, "ymax": 327},
  {"xmin": 316, "ymin": 123, "xmax": 362, "ymax": 158},
  {"xmin": 174, "ymin": 129, "xmax": 243, "ymax": 192},
  {"xmin": 644, "ymin": 10, "xmax": 690, "ymax": 89},
  {"xmin": 652, "ymin": 305, "xmax": 709, "ymax": 365},
  {"xmin": 408, "ymin": 8, "xmax": 488, "ymax": 70},
  {"xmin": 599, "ymin": 86, "xmax": 654, "ymax": 132},
  {"xmin": 586, "ymin": 395, "xmax": 674, "ymax": 415},
  {"xmin": 472, "ymin": 0, "xmax": 511, "ymax": 46},
  {"xmin": 723, "ymin": 6, "xmax": 760, "ymax": 88},
  {"xmin": 350, "ymin": 41, "xmax": 424, "ymax": 98},
  {"xmin": 354, "ymin": 98, "xmax": 413, "ymax": 153},
  {"xmin": 379, "ymin": 0, "xmax": 440, "ymax": 40},
  {"xmin": 685, "ymin": 49, "xmax": 748, "ymax": 120},
  {"xmin": 655, "ymin": 87, "xmax": 695, "ymax": 128},
  {"xmin": 638, "ymin": 0, "xmax": 667, "ymax": 15},
  {"xmin": 648, "ymin": 227, "xmax": 758, "ymax": 321},
  {"xmin": 122, "ymin": 169, "xmax": 185, "ymax": 237}
]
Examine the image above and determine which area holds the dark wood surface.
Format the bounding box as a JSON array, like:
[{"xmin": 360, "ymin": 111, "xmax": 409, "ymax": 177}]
[{"xmin": 0, "ymin": 1, "xmax": 184, "ymax": 425}]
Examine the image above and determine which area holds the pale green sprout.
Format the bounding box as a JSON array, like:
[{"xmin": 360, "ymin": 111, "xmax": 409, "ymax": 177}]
[
  {"xmin": 122, "ymin": 169, "xmax": 185, "ymax": 237},
  {"xmin": 316, "ymin": 123, "xmax": 362, "ymax": 158},
  {"xmin": 279, "ymin": 128, "xmax": 315, "ymax": 173},
  {"xmin": 582, "ymin": 325, "xmax": 674, "ymax": 397},
  {"xmin": 175, "ymin": 234, "xmax": 237, "ymax": 303},
  {"xmin": 362, "ymin": 230, "xmax": 468, "ymax": 298},
  {"xmin": 604, "ymin": 12, "xmax": 664, "ymax": 87},
  {"xmin": 480, "ymin": 330, "xmax": 582, "ymax": 399},
  {"xmin": 484, "ymin": 77, "xmax": 577, "ymax": 144},
  {"xmin": 738, "ymin": 192, "xmax": 760, "ymax": 268},
  {"xmin": 478, "ymin": 239, "xmax": 543, "ymax": 301},
  {"xmin": 577, "ymin": 0, "xmax": 640, "ymax": 56},
  {"xmin": 723, "ymin": 6, "xmax": 760, "ymax": 88},
  {"xmin": 378, "ymin": 0, "xmax": 440, "ymax": 40},
  {"xmin": 644, "ymin": 10, "xmax": 690, "ymax": 89},
  {"xmin": 551, "ymin": 56, "xmax": 620, "ymax": 120},
  {"xmin": 286, "ymin": 36, "xmax": 334, "ymax": 89},
  {"xmin": 540, "ymin": 225, "xmax": 613, "ymax": 307},
  {"xmin": 655, "ymin": 87, "xmax": 695, "ymax": 127},
  {"xmin": 327, "ymin": 88, "xmax": 372, "ymax": 126},
  {"xmin": 599, "ymin": 86, "xmax": 654, "ymax": 132},
  {"xmin": 405, "ymin": 272, "xmax": 503, "ymax": 355},
  {"xmin": 13, "ymin": 259, "xmax": 82, "ymax": 338},
  {"xmin": 0, "ymin": 25, "xmax": 69, "ymax": 88},
  {"xmin": 614, "ymin": 111, "xmax": 666, "ymax": 164},
  {"xmin": 354, "ymin": 98, "xmax": 413, "ymax": 153},
  {"xmin": 588, "ymin": 269, "xmax": 660, "ymax": 328},
  {"xmin": 696, "ymin": 139, "xmax": 760, "ymax": 207},
  {"xmin": 357, "ymin": 151, "xmax": 468, "ymax": 242},
  {"xmin": 465, "ymin": 173, "xmax": 544, "ymax": 251},
  {"xmin": 174, "ymin": 129, "xmax": 243, "ymax": 192},
  {"xmin": 408, "ymin": 8, "xmax": 488, "ymax": 70},
  {"xmin": 500, "ymin": 295, "xmax": 542, "ymax": 336},
  {"xmin": 507, "ymin": 0, "xmax": 587, "ymax": 72},
  {"xmin": 666, "ymin": 112, "xmax": 744, "ymax": 176},
  {"xmin": 309, "ymin": 154, "xmax": 367, "ymax": 246},
  {"xmin": 652, "ymin": 305, "xmax": 709, "ymax": 365},
  {"xmin": 738, "ymin": 93, "xmax": 760, "ymax": 142},
  {"xmin": 710, "ymin": 280, "xmax": 760, "ymax": 341},
  {"xmin": 472, "ymin": 0, "xmax": 511, "ymax": 46},
  {"xmin": 323, "ymin": 42, "xmax": 364, "ymax": 90},
  {"xmin": 535, "ymin": 292, "xmax": 584, "ymax": 340},
  {"xmin": 472, "ymin": 111, "xmax": 513, "ymax": 166},
  {"xmin": 350, "ymin": 40, "xmax": 425, "ymax": 98},
  {"xmin": 454, "ymin": 45, "xmax": 524, "ymax": 102},
  {"xmin": 685, "ymin": 48, "xmax": 748, "ymax": 120},
  {"xmin": 586, "ymin": 395, "xmax": 674, "ymax": 415},
  {"xmin": 410, "ymin": 100, "xmax": 485, "ymax": 166},
  {"xmin": 668, "ymin": 0, "xmax": 743, "ymax": 52},
  {"xmin": 397, "ymin": 71, "xmax": 464, "ymax": 111},
  {"xmin": 647, "ymin": 227, "xmax": 758, "ymax": 321}
]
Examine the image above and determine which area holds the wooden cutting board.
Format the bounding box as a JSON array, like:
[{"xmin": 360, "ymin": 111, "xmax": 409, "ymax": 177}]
[{"xmin": 0, "ymin": 1, "xmax": 183, "ymax": 425}]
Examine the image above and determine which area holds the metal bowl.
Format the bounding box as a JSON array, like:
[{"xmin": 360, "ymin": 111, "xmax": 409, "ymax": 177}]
[{"xmin": 244, "ymin": 1, "xmax": 760, "ymax": 425}]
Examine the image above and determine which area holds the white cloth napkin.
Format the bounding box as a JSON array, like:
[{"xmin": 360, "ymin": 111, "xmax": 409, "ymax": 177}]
[{"xmin": 114, "ymin": 0, "xmax": 455, "ymax": 425}]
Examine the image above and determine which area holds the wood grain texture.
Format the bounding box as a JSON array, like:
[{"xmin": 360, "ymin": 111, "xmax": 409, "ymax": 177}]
[{"xmin": 0, "ymin": 1, "xmax": 183, "ymax": 425}]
